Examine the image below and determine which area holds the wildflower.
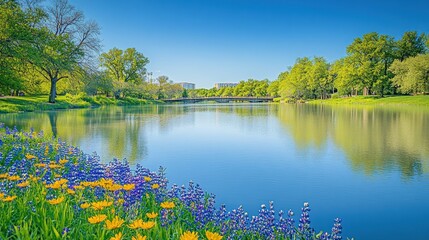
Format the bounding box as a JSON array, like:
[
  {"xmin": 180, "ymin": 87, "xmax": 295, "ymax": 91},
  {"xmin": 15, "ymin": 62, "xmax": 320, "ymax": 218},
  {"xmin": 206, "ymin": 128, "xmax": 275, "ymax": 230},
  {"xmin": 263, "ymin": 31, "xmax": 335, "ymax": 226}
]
[
  {"xmin": 17, "ymin": 181, "xmax": 30, "ymax": 188},
  {"xmin": 2, "ymin": 196, "xmax": 17, "ymax": 202},
  {"xmin": 48, "ymin": 196, "xmax": 64, "ymax": 205},
  {"xmin": 151, "ymin": 183, "xmax": 160, "ymax": 189},
  {"xmin": 80, "ymin": 203, "xmax": 91, "ymax": 209},
  {"xmin": 34, "ymin": 163, "xmax": 46, "ymax": 168},
  {"xmin": 25, "ymin": 154, "xmax": 36, "ymax": 160},
  {"xmin": 105, "ymin": 216, "xmax": 125, "ymax": 230},
  {"xmin": 180, "ymin": 231, "xmax": 198, "ymax": 240},
  {"xmin": 160, "ymin": 201, "xmax": 175, "ymax": 209},
  {"xmin": 8, "ymin": 175, "xmax": 21, "ymax": 181},
  {"xmin": 206, "ymin": 231, "xmax": 223, "ymax": 240},
  {"xmin": 128, "ymin": 219, "xmax": 144, "ymax": 229},
  {"xmin": 0, "ymin": 173, "xmax": 9, "ymax": 179},
  {"xmin": 132, "ymin": 234, "xmax": 147, "ymax": 240},
  {"xmin": 49, "ymin": 164, "xmax": 62, "ymax": 169},
  {"xmin": 123, "ymin": 184, "xmax": 135, "ymax": 191},
  {"xmin": 88, "ymin": 214, "xmax": 107, "ymax": 224},
  {"xmin": 92, "ymin": 200, "xmax": 113, "ymax": 210},
  {"xmin": 67, "ymin": 189, "xmax": 75, "ymax": 195},
  {"xmin": 30, "ymin": 175, "xmax": 40, "ymax": 181},
  {"xmin": 59, "ymin": 159, "xmax": 68, "ymax": 164},
  {"xmin": 0, "ymin": 193, "xmax": 4, "ymax": 199},
  {"xmin": 116, "ymin": 198, "xmax": 125, "ymax": 205},
  {"xmin": 110, "ymin": 232, "xmax": 122, "ymax": 240},
  {"xmin": 146, "ymin": 212, "xmax": 158, "ymax": 219},
  {"xmin": 105, "ymin": 184, "xmax": 122, "ymax": 191},
  {"xmin": 73, "ymin": 185, "xmax": 84, "ymax": 190},
  {"xmin": 144, "ymin": 176, "xmax": 152, "ymax": 182},
  {"xmin": 140, "ymin": 221, "xmax": 155, "ymax": 230}
]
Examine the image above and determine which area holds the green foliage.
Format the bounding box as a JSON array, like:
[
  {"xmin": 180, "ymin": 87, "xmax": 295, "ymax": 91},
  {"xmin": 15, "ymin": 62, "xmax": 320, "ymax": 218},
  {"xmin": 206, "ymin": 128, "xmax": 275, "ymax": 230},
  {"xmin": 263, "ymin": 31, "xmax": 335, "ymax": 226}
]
[{"xmin": 390, "ymin": 54, "xmax": 429, "ymax": 94}]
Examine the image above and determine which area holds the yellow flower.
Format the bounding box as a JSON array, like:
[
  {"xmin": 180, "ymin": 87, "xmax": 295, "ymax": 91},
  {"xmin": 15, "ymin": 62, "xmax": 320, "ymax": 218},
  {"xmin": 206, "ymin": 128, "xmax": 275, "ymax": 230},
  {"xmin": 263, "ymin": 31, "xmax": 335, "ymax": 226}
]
[
  {"xmin": 128, "ymin": 219, "xmax": 144, "ymax": 229},
  {"xmin": 132, "ymin": 234, "xmax": 147, "ymax": 240},
  {"xmin": 146, "ymin": 212, "xmax": 158, "ymax": 219},
  {"xmin": 17, "ymin": 181, "xmax": 30, "ymax": 188},
  {"xmin": 206, "ymin": 231, "xmax": 223, "ymax": 240},
  {"xmin": 30, "ymin": 176, "xmax": 40, "ymax": 181},
  {"xmin": 8, "ymin": 175, "xmax": 21, "ymax": 181},
  {"xmin": 123, "ymin": 184, "xmax": 135, "ymax": 191},
  {"xmin": 144, "ymin": 176, "xmax": 152, "ymax": 182},
  {"xmin": 73, "ymin": 185, "xmax": 84, "ymax": 190},
  {"xmin": 47, "ymin": 196, "xmax": 64, "ymax": 205},
  {"xmin": 67, "ymin": 189, "xmax": 75, "ymax": 195},
  {"xmin": 0, "ymin": 193, "xmax": 4, "ymax": 199},
  {"xmin": 91, "ymin": 200, "xmax": 113, "ymax": 210},
  {"xmin": 25, "ymin": 154, "xmax": 36, "ymax": 160},
  {"xmin": 59, "ymin": 159, "xmax": 68, "ymax": 164},
  {"xmin": 0, "ymin": 173, "xmax": 9, "ymax": 179},
  {"xmin": 110, "ymin": 232, "xmax": 123, "ymax": 240},
  {"xmin": 80, "ymin": 203, "xmax": 91, "ymax": 209},
  {"xmin": 105, "ymin": 216, "xmax": 125, "ymax": 230},
  {"xmin": 2, "ymin": 195, "xmax": 17, "ymax": 202},
  {"xmin": 140, "ymin": 221, "xmax": 155, "ymax": 230},
  {"xmin": 49, "ymin": 164, "xmax": 62, "ymax": 169},
  {"xmin": 151, "ymin": 184, "xmax": 159, "ymax": 189},
  {"xmin": 54, "ymin": 174, "xmax": 61, "ymax": 178},
  {"xmin": 88, "ymin": 214, "xmax": 107, "ymax": 224},
  {"xmin": 160, "ymin": 201, "xmax": 175, "ymax": 209},
  {"xmin": 180, "ymin": 231, "xmax": 199, "ymax": 240},
  {"xmin": 116, "ymin": 198, "xmax": 125, "ymax": 205},
  {"xmin": 105, "ymin": 184, "xmax": 122, "ymax": 191},
  {"xmin": 34, "ymin": 163, "xmax": 46, "ymax": 168}
]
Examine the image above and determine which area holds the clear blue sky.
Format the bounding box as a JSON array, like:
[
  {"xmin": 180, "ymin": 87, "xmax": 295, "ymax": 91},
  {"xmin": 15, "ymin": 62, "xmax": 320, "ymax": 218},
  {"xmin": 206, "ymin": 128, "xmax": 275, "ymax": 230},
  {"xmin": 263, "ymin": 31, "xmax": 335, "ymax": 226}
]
[{"xmin": 71, "ymin": 0, "xmax": 429, "ymax": 88}]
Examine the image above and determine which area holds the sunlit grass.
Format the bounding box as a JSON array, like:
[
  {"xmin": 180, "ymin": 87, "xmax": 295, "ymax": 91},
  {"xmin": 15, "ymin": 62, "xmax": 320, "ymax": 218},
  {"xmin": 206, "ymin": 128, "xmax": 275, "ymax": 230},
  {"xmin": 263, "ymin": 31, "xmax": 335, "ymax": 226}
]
[{"xmin": 308, "ymin": 95, "xmax": 429, "ymax": 106}]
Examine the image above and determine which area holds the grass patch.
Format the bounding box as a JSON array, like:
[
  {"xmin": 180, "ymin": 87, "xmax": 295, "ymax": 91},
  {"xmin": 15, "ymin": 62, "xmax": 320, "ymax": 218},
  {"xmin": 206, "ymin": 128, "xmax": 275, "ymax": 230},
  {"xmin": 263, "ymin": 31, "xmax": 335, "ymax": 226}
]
[
  {"xmin": 307, "ymin": 95, "xmax": 429, "ymax": 106},
  {"xmin": 0, "ymin": 95, "xmax": 162, "ymax": 113}
]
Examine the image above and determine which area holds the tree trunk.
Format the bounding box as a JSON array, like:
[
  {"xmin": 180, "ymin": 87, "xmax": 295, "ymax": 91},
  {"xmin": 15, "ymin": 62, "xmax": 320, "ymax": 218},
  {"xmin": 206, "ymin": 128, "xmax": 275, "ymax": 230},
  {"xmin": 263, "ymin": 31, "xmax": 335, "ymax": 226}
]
[{"xmin": 49, "ymin": 78, "xmax": 57, "ymax": 103}]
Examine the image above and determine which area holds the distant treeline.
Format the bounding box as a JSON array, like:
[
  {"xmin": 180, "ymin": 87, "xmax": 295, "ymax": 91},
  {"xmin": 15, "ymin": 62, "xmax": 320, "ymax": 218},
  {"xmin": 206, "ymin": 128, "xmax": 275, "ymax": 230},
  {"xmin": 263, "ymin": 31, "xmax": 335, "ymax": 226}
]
[{"xmin": 1, "ymin": 1, "xmax": 428, "ymax": 103}]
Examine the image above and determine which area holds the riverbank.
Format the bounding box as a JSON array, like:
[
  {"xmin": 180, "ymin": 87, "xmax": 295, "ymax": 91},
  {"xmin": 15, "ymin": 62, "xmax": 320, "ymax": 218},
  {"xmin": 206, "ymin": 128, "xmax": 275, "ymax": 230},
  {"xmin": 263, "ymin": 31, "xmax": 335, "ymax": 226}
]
[
  {"xmin": 307, "ymin": 95, "xmax": 429, "ymax": 106},
  {"xmin": 0, "ymin": 95, "xmax": 162, "ymax": 113}
]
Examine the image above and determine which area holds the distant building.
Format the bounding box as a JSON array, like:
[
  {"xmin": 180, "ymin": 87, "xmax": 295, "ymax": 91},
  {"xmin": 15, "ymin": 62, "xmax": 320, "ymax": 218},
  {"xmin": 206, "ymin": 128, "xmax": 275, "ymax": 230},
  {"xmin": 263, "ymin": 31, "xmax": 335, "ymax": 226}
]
[
  {"xmin": 178, "ymin": 82, "xmax": 195, "ymax": 90},
  {"xmin": 214, "ymin": 83, "xmax": 238, "ymax": 89}
]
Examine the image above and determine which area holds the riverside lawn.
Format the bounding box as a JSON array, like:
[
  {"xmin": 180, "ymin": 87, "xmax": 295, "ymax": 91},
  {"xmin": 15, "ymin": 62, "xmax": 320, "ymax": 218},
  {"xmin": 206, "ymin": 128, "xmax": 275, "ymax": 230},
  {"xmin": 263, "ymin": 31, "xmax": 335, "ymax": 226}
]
[{"xmin": 0, "ymin": 123, "xmax": 343, "ymax": 240}]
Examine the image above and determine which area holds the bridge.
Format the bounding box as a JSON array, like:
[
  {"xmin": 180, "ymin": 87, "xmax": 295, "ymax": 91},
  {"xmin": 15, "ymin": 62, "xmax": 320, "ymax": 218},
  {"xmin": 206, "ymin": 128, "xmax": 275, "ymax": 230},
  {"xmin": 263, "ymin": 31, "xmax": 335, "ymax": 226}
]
[{"xmin": 163, "ymin": 96, "xmax": 274, "ymax": 103}]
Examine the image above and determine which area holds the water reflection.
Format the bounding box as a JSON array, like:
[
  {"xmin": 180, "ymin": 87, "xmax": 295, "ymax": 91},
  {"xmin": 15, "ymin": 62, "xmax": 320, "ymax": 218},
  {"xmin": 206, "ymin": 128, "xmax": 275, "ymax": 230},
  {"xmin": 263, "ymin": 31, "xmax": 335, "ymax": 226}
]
[
  {"xmin": 276, "ymin": 104, "xmax": 429, "ymax": 177},
  {"xmin": 1, "ymin": 104, "xmax": 428, "ymax": 177}
]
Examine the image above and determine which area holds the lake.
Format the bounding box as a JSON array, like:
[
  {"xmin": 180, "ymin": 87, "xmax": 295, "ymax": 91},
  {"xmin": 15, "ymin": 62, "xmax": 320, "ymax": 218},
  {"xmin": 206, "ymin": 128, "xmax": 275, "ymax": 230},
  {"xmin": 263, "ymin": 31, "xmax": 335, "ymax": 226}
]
[{"xmin": 1, "ymin": 103, "xmax": 428, "ymax": 239}]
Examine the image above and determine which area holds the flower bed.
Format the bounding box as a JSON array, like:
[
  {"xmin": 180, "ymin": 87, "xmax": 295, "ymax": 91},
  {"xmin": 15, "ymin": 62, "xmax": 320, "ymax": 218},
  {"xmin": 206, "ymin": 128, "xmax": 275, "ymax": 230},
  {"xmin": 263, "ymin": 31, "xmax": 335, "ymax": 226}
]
[{"xmin": 0, "ymin": 123, "xmax": 342, "ymax": 239}]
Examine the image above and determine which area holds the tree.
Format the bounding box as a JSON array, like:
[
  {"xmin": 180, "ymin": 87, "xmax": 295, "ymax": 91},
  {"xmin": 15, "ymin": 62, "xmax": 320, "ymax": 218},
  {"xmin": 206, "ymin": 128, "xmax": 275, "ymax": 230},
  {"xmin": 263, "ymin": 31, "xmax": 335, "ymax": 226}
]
[
  {"xmin": 389, "ymin": 54, "xmax": 429, "ymax": 95},
  {"xmin": 397, "ymin": 31, "xmax": 427, "ymax": 61},
  {"xmin": 345, "ymin": 32, "xmax": 396, "ymax": 96},
  {"xmin": 99, "ymin": 47, "xmax": 149, "ymax": 98},
  {"xmin": 0, "ymin": 0, "xmax": 44, "ymax": 94}
]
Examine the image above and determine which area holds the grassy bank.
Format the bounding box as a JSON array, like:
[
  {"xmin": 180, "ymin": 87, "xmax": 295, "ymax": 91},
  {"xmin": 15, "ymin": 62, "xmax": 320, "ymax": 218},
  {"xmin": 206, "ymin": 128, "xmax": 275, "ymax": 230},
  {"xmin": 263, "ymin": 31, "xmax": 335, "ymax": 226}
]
[
  {"xmin": 307, "ymin": 95, "xmax": 429, "ymax": 106},
  {"xmin": 0, "ymin": 95, "xmax": 162, "ymax": 113}
]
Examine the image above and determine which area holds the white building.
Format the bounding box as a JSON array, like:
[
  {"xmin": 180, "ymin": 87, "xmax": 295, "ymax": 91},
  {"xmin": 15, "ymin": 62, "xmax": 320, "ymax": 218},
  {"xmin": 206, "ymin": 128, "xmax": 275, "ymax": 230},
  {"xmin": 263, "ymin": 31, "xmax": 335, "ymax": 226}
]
[
  {"xmin": 214, "ymin": 83, "xmax": 238, "ymax": 89},
  {"xmin": 178, "ymin": 82, "xmax": 195, "ymax": 90}
]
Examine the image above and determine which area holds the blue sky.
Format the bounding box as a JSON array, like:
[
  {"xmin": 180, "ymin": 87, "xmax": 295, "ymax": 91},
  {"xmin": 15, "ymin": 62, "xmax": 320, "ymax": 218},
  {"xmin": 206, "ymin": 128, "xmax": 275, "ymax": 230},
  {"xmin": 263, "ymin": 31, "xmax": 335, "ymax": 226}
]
[{"xmin": 71, "ymin": 0, "xmax": 429, "ymax": 88}]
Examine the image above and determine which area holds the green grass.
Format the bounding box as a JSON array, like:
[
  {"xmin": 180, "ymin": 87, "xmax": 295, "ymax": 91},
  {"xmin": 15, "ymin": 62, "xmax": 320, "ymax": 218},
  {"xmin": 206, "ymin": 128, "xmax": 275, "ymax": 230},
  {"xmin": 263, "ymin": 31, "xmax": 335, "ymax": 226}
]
[
  {"xmin": 0, "ymin": 95, "xmax": 162, "ymax": 113},
  {"xmin": 307, "ymin": 95, "xmax": 429, "ymax": 106}
]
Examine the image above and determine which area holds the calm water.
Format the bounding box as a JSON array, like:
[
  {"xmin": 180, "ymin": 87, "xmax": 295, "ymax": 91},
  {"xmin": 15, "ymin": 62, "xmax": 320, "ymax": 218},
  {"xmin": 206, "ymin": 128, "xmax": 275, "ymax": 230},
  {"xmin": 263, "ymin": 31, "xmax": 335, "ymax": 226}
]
[{"xmin": 1, "ymin": 103, "xmax": 429, "ymax": 239}]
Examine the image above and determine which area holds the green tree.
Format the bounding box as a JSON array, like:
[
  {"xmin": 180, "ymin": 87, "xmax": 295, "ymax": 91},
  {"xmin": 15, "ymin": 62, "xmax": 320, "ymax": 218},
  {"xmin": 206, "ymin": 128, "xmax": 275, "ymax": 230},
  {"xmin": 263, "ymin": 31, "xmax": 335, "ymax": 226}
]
[
  {"xmin": 397, "ymin": 31, "xmax": 427, "ymax": 61},
  {"xmin": 389, "ymin": 54, "xmax": 429, "ymax": 94},
  {"xmin": 345, "ymin": 32, "xmax": 396, "ymax": 96},
  {"xmin": 27, "ymin": 0, "xmax": 101, "ymax": 103},
  {"xmin": 99, "ymin": 47, "xmax": 149, "ymax": 98}
]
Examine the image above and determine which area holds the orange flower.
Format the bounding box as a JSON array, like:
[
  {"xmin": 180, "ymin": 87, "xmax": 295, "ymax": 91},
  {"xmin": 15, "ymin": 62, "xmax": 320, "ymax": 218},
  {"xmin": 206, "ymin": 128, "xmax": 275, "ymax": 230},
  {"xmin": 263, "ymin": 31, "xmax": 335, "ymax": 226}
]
[
  {"xmin": 110, "ymin": 232, "xmax": 123, "ymax": 240},
  {"xmin": 160, "ymin": 201, "xmax": 175, "ymax": 209},
  {"xmin": 17, "ymin": 181, "xmax": 30, "ymax": 188},
  {"xmin": 180, "ymin": 231, "xmax": 199, "ymax": 240},
  {"xmin": 88, "ymin": 214, "xmax": 107, "ymax": 224},
  {"xmin": 206, "ymin": 231, "xmax": 223, "ymax": 240},
  {"xmin": 105, "ymin": 216, "xmax": 125, "ymax": 230},
  {"xmin": 80, "ymin": 203, "xmax": 91, "ymax": 209},
  {"xmin": 123, "ymin": 184, "xmax": 135, "ymax": 191},
  {"xmin": 2, "ymin": 195, "xmax": 17, "ymax": 202},
  {"xmin": 146, "ymin": 212, "xmax": 158, "ymax": 219},
  {"xmin": 132, "ymin": 234, "xmax": 147, "ymax": 240},
  {"xmin": 7, "ymin": 175, "xmax": 21, "ymax": 181},
  {"xmin": 47, "ymin": 196, "xmax": 64, "ymax": 205}
]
